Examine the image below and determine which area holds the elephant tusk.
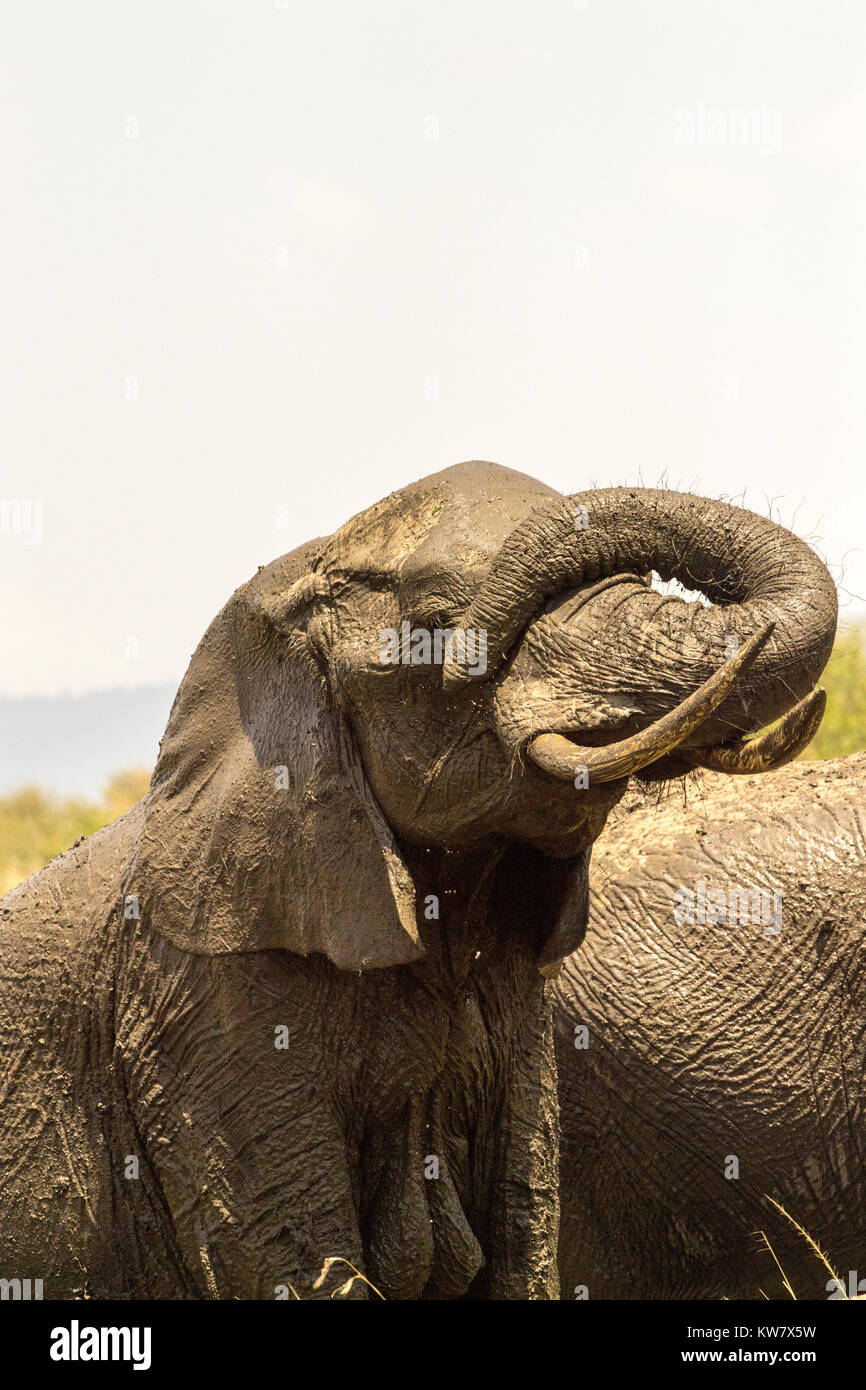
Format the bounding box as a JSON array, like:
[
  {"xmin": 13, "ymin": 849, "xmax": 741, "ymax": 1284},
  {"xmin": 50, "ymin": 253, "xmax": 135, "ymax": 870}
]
[
  {"xmin": 691, "ymin": 686, "xmax": 826, "ymax": 775},
  {"xmin": 527, "ymin": 622, "xmax": 775, "ymax": 785}
]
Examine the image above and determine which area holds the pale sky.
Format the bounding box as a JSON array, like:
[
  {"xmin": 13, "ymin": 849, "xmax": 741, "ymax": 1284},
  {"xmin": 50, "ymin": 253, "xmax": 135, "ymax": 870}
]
[{"xmin": 2, "ymin": 0, "xmax": 864, "ymax": 696}]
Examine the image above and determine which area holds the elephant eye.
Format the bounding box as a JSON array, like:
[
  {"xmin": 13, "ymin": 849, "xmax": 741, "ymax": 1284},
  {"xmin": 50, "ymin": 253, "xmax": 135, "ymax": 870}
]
[
  {"xmin": 405, "ymin": 604, "xmax": 462, "ymax": 632},
  {"xmin": 372, "ymin": 608, "xmax": 470, "ymax": 677}
]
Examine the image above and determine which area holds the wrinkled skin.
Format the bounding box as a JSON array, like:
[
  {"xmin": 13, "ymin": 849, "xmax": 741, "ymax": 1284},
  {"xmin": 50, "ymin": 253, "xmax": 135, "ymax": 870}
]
[
  {"xmin": 0, "ymin": 460, "xmax": 836, "ymax": 1299},
  {"xmin": 556, "ymin": 754, "xmax": 866, "ymax": 1300}
]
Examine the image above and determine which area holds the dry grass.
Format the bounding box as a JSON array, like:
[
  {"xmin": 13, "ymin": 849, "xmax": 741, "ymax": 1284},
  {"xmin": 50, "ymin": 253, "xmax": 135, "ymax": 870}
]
[{"xmin": 756, "ymin": 1195, "xmax": 853, "ymax": 1300}]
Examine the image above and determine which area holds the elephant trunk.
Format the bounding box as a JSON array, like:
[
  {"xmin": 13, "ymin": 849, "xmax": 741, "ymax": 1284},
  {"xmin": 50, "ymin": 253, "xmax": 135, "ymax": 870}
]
[{"xmin": 445, "ymin": 487, "xmax": 837, "ymax": 776}]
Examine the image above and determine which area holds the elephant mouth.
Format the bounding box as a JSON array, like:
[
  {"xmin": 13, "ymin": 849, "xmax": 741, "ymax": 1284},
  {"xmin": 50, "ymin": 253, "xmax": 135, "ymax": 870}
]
[{"xmin": 526, "ymin": 623, "xmax": 826, "ymax": 786}]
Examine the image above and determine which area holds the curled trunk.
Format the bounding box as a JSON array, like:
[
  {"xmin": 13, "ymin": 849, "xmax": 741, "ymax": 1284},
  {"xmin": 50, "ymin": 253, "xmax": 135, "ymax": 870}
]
[{"xmin": 445, "ymin": 488, "xmax": 837, "ymax": 747}]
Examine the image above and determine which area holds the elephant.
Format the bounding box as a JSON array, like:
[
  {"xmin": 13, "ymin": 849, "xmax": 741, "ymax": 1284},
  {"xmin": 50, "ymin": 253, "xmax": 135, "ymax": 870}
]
[
  {"xmin": 0, "ymin": 459, "xmax": 837, "ymax": 1300},
  {"xmin": 556, "ymin": 752, "xmax": 866, "ymax": 1301}
]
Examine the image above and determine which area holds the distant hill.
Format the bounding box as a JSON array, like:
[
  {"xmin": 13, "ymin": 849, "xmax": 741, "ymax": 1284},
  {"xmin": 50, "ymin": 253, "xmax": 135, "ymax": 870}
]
[{"xmin": 0, "ymin": 685, "xmax": 176, "ymax": 798}]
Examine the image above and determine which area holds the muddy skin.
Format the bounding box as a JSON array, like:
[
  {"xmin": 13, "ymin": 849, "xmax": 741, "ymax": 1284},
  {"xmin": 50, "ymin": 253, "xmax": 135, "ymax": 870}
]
[
  {"xmin": 556, "ymin": 755, "xmax": 866, "ymax": 1301},
  {"xmin": 0, "ymin": 460, "xmax": 836, "ymax": 1298}
]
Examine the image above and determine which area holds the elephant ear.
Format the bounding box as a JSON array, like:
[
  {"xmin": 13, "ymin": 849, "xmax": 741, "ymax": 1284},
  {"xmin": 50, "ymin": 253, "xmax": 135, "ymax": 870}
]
[{"xmin": 123, "ymin": 542, "xmax": 422, "ymax": 971}]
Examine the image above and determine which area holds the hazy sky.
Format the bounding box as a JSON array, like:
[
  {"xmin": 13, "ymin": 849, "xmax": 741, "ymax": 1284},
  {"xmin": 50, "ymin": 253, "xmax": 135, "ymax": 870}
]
[{"xmin": 2, "ymin": 0, "xmax": 864, "ymax": 696}]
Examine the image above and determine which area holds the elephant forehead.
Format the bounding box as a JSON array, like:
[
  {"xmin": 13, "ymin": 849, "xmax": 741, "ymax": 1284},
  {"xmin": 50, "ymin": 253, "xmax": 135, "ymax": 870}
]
[
  {"xmin": 322, "ymin": 459, "xmax": 561, "ymax": 592},
  {"xmin": 400, "ymin": 461, "xmax": 561, "ymax": 579},
  {"xmin": 399, "ymin": 496, "xmax": 541, "ymax": 593}
]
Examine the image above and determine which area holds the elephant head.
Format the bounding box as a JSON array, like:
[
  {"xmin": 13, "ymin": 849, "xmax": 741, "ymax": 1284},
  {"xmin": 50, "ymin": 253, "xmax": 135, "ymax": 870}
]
[{"xmin": 125, "ymin": 459, "xmax": 836, "ymax": 976}]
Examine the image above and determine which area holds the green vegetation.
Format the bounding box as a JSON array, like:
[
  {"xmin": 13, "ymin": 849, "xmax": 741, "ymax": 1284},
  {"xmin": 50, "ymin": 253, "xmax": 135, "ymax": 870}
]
[
  {"xmin": 804, "ymin": 621, "xmax": 866, "ymax": 761},
  {"xmin": 0, "ymin": 768, "xmax": 151, "ymax": 897},
  {"xmin": 0, "ymin": 624, "xmax": 863, "ymax": 898}
]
